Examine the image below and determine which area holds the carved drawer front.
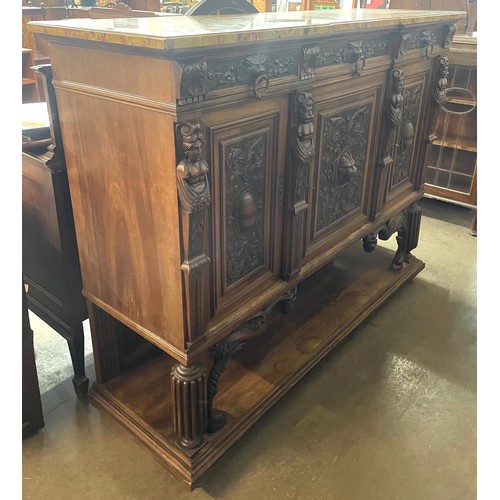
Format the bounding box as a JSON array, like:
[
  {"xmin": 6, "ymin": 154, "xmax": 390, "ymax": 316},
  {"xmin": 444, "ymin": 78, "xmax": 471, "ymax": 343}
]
[
  {"xmin": 308, "ymin": 83, "xmax": 383, "ymax": 253},
  {"xmin": 205, "ymin": 98, "xmax": 287, "ymax": 314},
  {"xmin": 386, "ymin": 68, "xmax": 431, "ymax": 203}
]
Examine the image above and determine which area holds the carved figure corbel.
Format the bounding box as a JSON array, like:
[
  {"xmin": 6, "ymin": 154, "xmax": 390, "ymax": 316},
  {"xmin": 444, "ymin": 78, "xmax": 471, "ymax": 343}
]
[
  {"xmin": 292, "ymin": 91, "xmax": 316, "ymax": 171},
  {"xmin": 175, "ymin": 122, "xmax": 211, "ymax": 341},
  {"xmin": 433, "ymin": 56, "xmax": 449, "ymax": 108},
  {"xmin": 286, "ymin": 90, "xmax": 315, "ymax": 278},
  {"xmin": 176, "ymin": 122, "xmax": 211, "ymax": 214},
  {"xmin": 428, "ymin": 56, "xmax": 449, "ymax": 137},
  {"xmin": 383, "ymin": 68, "xmax": 405, "ymax": 161}
]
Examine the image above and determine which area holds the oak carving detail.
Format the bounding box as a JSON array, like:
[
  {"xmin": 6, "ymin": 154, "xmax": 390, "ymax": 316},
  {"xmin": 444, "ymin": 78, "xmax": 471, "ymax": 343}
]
[
  {"xmin": 225, "ymin": 133, "xmax": 266, "ymax": 285},
  {"xmin": 179, "ymin": 59, "xmax": 209, "ymax": 104},
  {"xmin": 175, "ymin": 122, "xmax": 211, "ymax": 214},
  {"xmin": 392, "ymin": 83, "xmax": 422, "ymax": 187},
  {"xmin": 291, "ymin": 91, "xmax": 315, "ymax": 204},
  {"xmin": 384, "ymin": 68, "xmax": 404, "ymax": 162},
  {"xmin": 429, "ymin": 56, "xmax": 450, "ymax": 137},
  {"xmin": 206, "ymin": 287, "xmax": 297, "ymax": 432},
  {"xmin": 207, "ymin": 51, "xmax": 297, "ymax": 91},
  {"xmin": 362, "ymin": 202, "xmax": 422, "ymax": 271},
  {"xmin": 316, "ymin": 105, "xmax": 370, "ymax": 232}
]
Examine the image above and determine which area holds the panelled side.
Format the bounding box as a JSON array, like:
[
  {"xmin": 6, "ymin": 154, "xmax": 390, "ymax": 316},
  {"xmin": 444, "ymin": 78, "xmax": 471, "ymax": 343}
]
[{"xmin": 52, "ymin": 55, "xmax": 186, "ymax": 354}]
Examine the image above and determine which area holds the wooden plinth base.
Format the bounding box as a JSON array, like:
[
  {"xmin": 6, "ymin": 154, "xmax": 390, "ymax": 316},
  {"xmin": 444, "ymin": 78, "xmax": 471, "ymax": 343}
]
[{"xmin": 89, "ymin": 245, "xmax": 425, "ymax": 489}]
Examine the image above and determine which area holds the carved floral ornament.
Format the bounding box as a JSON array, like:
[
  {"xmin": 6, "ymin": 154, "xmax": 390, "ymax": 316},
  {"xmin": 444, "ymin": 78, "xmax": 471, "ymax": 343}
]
[
  {"xmin": 180, "ymin": 52, "xmax": 296, "ymax": 96},
  {"xmin": 398, "ymin": 29, "xmax": 441, "ymax": 58},
  {"xmin": 301, "ymin": 37, "xmax": 389, "ymax": 79}
]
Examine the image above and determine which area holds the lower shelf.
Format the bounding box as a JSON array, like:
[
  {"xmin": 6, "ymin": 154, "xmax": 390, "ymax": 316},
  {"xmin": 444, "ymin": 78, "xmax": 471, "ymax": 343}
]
[{"xmin": 90, "ymin": 244, "xmax": 425, "ymax": 489}]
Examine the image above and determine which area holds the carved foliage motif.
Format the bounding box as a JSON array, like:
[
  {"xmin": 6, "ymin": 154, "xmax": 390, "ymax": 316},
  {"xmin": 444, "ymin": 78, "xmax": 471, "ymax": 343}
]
[
  {"xmin": 207, "ymin": 51, "xmax": 297, "ymax": 91},
  {"xmin": 179, "ymin": 59, "xmax": 208, "ymax": 103},
  {"xmin": 291, "ymin": 91, "xmax": 315, "ymax": 204},
  {"xmin": 312, "ymin": 37, "xmax": 389, "ymax": 70},
  {"xmin": 392, "ymin": 83, "xmax": 422, "ymax": 187},
  {"xmin": 317, "ymin": 105, "xmax": 371, "ymax": 232},
  {"xmin": 398, "ymin": 29, "xmax": 439, "ymax": 57},
  {"xmin": 301, "ymin": 45, "xmax": 320, "ymax": 79},
  {"xmin": 225, "ymin": 133, "xmax": 266, "ymax": 285},
  {"xmin": 188, "ymin": 212, "xmax": 205, "ymax": 260},
  {"xmin": 175, "ymin": 122, "xmax": 211, "ymax": 214}
]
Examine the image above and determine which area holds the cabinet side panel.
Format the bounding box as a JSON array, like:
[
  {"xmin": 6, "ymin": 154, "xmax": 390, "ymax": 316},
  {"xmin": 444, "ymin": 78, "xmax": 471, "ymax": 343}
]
[{"xmin": 55, "ymin": 89, "xmax": 185, "ymax": 351}]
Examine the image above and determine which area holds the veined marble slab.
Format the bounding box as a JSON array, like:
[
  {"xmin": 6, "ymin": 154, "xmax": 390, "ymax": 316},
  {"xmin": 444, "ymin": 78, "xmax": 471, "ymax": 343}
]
[{"xmin": 28, "ymin": 9, "xmax": 466, "ymax": 51}]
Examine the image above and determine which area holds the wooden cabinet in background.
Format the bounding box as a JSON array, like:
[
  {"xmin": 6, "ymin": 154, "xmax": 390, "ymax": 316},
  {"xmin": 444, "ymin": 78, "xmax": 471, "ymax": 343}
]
[
  {"xmin": 424, "ymin": 35, "xmax": 477, "ymax": 211},
  {"xmin": 22, "ymin": 282, "xmax": 45, "ymax": 438},
  {"xmin": 22, "ymin": 66, "xmax": 89, "ymax": 397},
  {"xmin": 29, "ymin": 9, "xmax": 464, "ymax": 488},
  {"xmin": 22, "ymin": 48, "xmax": 40, "ymax": 103}
]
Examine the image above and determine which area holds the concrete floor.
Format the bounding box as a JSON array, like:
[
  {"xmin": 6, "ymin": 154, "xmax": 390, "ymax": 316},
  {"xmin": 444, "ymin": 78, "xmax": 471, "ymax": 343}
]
[{"xmin": 22, "ymin": 198, "xmax": 477, "ymax": 499}]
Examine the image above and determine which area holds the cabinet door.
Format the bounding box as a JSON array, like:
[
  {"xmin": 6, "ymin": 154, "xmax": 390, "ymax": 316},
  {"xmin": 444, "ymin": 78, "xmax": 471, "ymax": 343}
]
[
  {"xmin": 306, "ymin": 75, "xmax": 385, "ymax": 258},
  {"xmin": 384, "ymin": 61, "xmax": 433, "ymax": 206},
  {"xmin": 204, "ymin": 97, "xmax": 288, "ymax": 315}
]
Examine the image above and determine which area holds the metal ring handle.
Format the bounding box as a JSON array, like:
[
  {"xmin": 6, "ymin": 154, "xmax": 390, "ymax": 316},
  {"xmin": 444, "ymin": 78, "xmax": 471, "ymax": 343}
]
[
  {"xmin": 354, "ymin": 55, "xmax": 366, "ymax": 76},
  {"xmin": 441, "ymin": 87, "xmax": 477, "ymax": 115},
  {"xmin": 253, "ymin": 74, "xmax": 270, "ymax": 99},
  {"xmin": 425, "ymin": 42, "xmax": 434, "ymax": 59}
]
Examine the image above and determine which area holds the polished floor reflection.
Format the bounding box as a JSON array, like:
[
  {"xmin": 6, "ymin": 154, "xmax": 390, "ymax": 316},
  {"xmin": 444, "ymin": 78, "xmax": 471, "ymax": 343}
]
[{"xmin": 22, "ymin": 198, "xmax": 477, "ymax": 499}]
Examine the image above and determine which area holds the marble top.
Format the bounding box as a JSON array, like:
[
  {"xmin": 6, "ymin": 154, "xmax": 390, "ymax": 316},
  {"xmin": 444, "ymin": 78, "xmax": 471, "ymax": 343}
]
[{"xmin": 28, "ymin": 9, "xmax": 466, "ymax": 52}]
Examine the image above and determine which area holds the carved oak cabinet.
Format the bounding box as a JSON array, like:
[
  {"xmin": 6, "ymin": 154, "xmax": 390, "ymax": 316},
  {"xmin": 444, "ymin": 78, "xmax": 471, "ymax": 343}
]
[{"xmin": 30, "ymin": 9, "xmax": 464, "ymax": 488}]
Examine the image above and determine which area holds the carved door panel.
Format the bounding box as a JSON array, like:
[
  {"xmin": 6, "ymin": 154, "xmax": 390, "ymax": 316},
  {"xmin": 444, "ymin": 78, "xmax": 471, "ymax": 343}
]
[
  {"xmin": 384, "ymin": 63, "xmax": 432, "ymax": 206},
  {"xmin": 306, "ymin": 78, "xmax": 384, "ymax": 258},
  {"xmin": 204, "ymin": 97, "xmax": 287, "ymax": 315}
]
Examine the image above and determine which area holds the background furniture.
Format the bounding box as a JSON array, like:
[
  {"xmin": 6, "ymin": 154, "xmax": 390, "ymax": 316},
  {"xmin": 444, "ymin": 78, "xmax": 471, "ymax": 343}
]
[
  {"xmin": 30, "ymin": 8, "xmax": 464, "ymax": 488},
  {"xmin": 22, "ymin": 65, "xmax": 89, "ymax": 397},
  {"xmin": 302, "ymin": 0, "xmax": 339, "ymax": 10},
  {"xmin": 185, "ymin": 0, "xmax": 258, "ymax": 14},
  {"xmin": 22, "ymin": 282, "xmax": 45, "ymax": 438},
  {"xmin": 424, "ymin": 34, "xmax": 476, "ymax": 230},
  {"xmin": 22, "ymin": 48, "xmax": 40, "ymax": 103}
]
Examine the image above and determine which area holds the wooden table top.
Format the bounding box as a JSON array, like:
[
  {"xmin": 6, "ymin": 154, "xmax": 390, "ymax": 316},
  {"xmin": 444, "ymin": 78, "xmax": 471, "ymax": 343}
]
[{"xmin": 28, "ymin": 9, "xmax": 466, "ymax": 52}]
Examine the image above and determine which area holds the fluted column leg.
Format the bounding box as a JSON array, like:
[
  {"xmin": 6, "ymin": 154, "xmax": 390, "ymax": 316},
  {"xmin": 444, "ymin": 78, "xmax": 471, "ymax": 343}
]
[{"xmin": 171, "ymin": 363, "xmax": 207, "ymax": 449}]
